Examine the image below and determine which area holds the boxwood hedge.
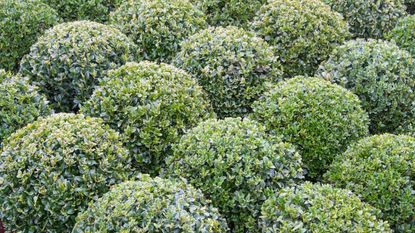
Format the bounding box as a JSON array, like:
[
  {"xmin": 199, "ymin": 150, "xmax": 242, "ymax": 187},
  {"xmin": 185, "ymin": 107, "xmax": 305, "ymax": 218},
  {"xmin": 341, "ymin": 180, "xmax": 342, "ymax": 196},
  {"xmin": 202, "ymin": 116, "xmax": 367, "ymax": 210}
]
[{"xmin": 387, "ymin": 15, "xmax": 415, "ymax": 57}]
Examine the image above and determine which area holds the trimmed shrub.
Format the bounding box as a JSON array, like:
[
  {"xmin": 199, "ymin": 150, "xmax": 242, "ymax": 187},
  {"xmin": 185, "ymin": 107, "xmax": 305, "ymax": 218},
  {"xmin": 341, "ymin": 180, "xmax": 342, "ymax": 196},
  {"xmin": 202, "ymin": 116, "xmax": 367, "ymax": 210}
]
[
  {"xmin": 110, "ymin": 0, "xmax": 207, "ymax": 63},
  {"xmin": 260, "ymin": 182, "xmax": 392, "ymax": 232},
  {"xmin": 325, "ymin": 134, "xmax": 415, "ymax": 232},
  {"xmin": 189, "ymin": 0, "xmax": 266, "ymax": 28},
  {"xmin": 322, "ymin": 0, "xmax": 407, "ymax": 38},
  {"xmin": 175, "ymin": 26, "xmax": 282, "ymax": 118},
  {"xmin": 317, "ymin": 39, "xmax": 415, "ymax": 134},
  {"xmin": 19, "ymin": 21, "xmax": 137, "ymax": 113},
  {"xmin": 387, "ymin": 15, "xmax": 415, "ymax": 57},
  {"xmin": 81, "ymin": 61, "xmax": 214, "ymax": 175},
  {"xmin": 251, "ymin": 77, "xmax": 369, "ymax": 179},
  {"xmin": 0, "ymin": 0, "xmax": 59, "ymax": 71},
  {"xmin": 251, "ymin": 0, "xmax": 349, "ymax": 77},
  {"xmin": 0, "ymin": 113, "xmax": 132, "ymax": 232},
  {"xmin": 73, "ymin": 175, "xmax": 228, "ymax": 232},
  {"xmin": 42, "ymin": 0, "xmax": 123, "ymax": 22},
  {"xmin": 0, "ymin": 70, "xmax": 51, "ymax": 148},
  {"xmin": 165, "ymin": 118, "xmax": 304, "ymax": 232}
]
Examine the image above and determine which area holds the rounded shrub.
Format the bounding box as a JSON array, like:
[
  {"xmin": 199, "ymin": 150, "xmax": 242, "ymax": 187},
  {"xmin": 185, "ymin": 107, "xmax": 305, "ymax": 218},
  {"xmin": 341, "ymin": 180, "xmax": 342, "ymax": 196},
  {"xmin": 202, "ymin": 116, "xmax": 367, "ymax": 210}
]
[
  {"xmin": 387, "ymin": 15, "xmax": 415, "ymax": 57},
  {"xmin": 322, "ymin": 0, "xmax": 407, "ymax": 38},
  {"xmin": 260, "ymin": 182, "xmax": 392, "ymax": 232},
  {"xmin": 317, "ymin": 39, "xmax": 415, "ymax": 134},
  {"xmin": 189, "ymin": 0, "xmax": 266, "ymax": 28},
  {"xmin": 0, "ymin": 0, "xmax": 59, "ymax": 71},
  {"xmin": 0, "ymin": 113, "xmax": 132, "ymax": 232},
  {"xmin": 175, "ymin": 26, "xmax": 282, "ymax": 118},
  {"xmin": 0, "ymin": 70, "xmax": 51, "ymax": 148},
  {"xmin": 165, "ymin": 117, "xmax": 304, "ymax": 232},
  {"xmin": 110, "ymin": 0, "xmax": 207, "ymax": 63},
  {"xmin": 251, "ymin": 77, "xmax": 369, "ymax": 179},
  {"xmin": 81, "ymin": 61, "xmax": 214, "ymax": 175},
  {"xmin": 324, "ymin": 134, "xmax": 415, "ymax": 232},
  {"xmin": 251, "ymin": 0, "xmax": 349, "ymax": 77},
  {"xmin": 73, "ymin": 175, "xmax": 228, "ymax": 232},
  {"xmin": 19, "ymin": 21, "xmax": 137, "ymax": 113},
  {"xmin": 42, "ymin": 0, "xmax": 123, "ymax": 22}
]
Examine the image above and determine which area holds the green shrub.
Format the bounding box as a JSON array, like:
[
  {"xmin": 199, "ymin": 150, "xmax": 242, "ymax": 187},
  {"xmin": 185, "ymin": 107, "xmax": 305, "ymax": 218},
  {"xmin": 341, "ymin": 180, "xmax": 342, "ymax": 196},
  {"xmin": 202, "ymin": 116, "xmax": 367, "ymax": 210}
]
[
  {"xmin": 0, "ymin": 70, "xmax": 51, "ymax": 148},
  {"xmin": 251, "ymin": 77, "xmax": 369, "ymax": 179},
  {"xmin": 0, "ymin": 0, "xmax": 59, "ymax": 71},
  {"xmin": 175, "ymin": 26, "xmax": 282, "ymax": 118},
  {"xmin": 387, "ymin": 15, "xmax": 415, "ymax": 57},
  {"xmin": 251, "ymin": 0, "xmax": 349, "ymax": 77},
  {"xmin": 73, "ymin": 175, "xmax": 228, "ymax": 232},
  {"xmin": 42, "ymin": 0, "xmax": 123, "ymax": 22},
  {"xmin": 19, "ymin": 21, "xmax": 137, "ymax": 113},
  {"xmin": 325, "ymin": 134, "xmax": 415, "ymax": 232},
  {"xmin": 404, "ymin": 0, "xmax": 415, "ymax": 13},
  {"xmin": 260, "ymin": 182, "xmax": 392, "ymax": 232},
  {"xmin": 189, "ymin": 0, "xmax": 267, "ymax": 28},
  {"xmin": 322, "ymin": 0, "xmax": 406, "ymax": 38},
  {"xmin": 317, "ymin": 39, "xmax": 415, "ymax": 134},
  {"xmin": 81, "ymin": 61, "xmax": 214, "ymax": 175},
  {"xmin": 0, "ymin": 113, "xmax": 132, "ymax": 232},
  {"xmin": 165, "ymin": 117, "xmax": 304, "ymax": 232},
  {"xmin": 110, "ymin": 0, "xmax": 207, "ymax": 63}
]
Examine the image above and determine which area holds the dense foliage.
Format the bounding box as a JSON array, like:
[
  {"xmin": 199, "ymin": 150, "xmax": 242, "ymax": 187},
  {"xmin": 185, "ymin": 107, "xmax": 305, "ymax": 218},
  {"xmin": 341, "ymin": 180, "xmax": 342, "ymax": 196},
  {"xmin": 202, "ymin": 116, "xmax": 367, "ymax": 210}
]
[
  {"xmin": 260, "ymin": 182, "xmax": 392, "ymax": 232},
  {"xmin": 110, "ymin": 0, "xmax": 207, "ymax": 63},
  {"xmin": 251, "ymin": 0, "xmax": 349, "ymax": 77},
  {"xmin": 20, "ymin": 21, "xmax": 136, "ymax": 112},
  {"xmin": 165, "ymin": 118, "xmax": 304, "ymax": 232},
  {"xmin": 73, "ymin": 175, "xmax": 228, "ymax": 232},
  {"xmin": 175, "ymin": 26, "xmax": 282, "ymax": 118},
  {"xmin": 81, "ymin": 61, "xmax": 213, "ymax": 175},
  {"xmin": 0, "ymin": 113, "xmax": 132, "ymax": 232},
  {"xmin": 251, "ymin": 77, "xmax": 369, "ymax": 179},
  {"xmin": 325, "ymin": 134, "xmax": 415, "ymax": 232},
  {"xmin": 387, "ymin": 15, "xmax": 415, "ymax": 57},
  {"xmin": 0, "ymin": 70, "xmax": 51, "ymax": 148},
  {"xmin": 317, "ymin": 39, "xmax": 415, "ymax": 134},
  {"xmin": 322, "ymin": 0, "xmax": 407, "ymax": 39},
  {"xmin": 0, "ymin": 0, "xmax": 59, "ymax": 71}
]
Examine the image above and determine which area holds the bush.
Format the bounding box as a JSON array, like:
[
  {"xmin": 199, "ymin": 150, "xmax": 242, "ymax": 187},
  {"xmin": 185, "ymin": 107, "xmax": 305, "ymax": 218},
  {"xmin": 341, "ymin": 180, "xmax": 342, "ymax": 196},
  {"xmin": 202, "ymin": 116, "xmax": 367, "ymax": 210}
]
[
  {"xmin": 317, "ymin": 39, "xmax": 415, "ymax": 134},
  {"xmin": 322, "ymin": 0, "xmax": 407, "ymax": 39},
  {"xmin": 81, "ymin": 61, "xmax": 214, "ymax": 175},
  {"xmin": 189, "ymin": 0, "xmax": 266, "ymax": 28},
  {"xmin": 73, "ymin": 175, "xmax": 228, "ymax": 232},
  {"xmin": 110, "ymin": 0, "xmax": 207, "ymax": 63},
  {"xmin": 0, "ymin": 70, "xmax": 51, "ymax": 148},
  {"xmin": 19, "ymin": 21, "xmax": 137, "ymax": 113},
  {"xmin": 404, "ymin": 0, "xmax": 415, "ymax": 13},
  {"xmin": 0, "ymin": 113, "xmax": 132, "ymax": 232},
  {"xmin": 0, "ymin": 0, "xmax": 59, "ymax": 71},
  {"xmin": 251, "ymin": 77, "xmax": 369, "ymax": 179},
  {"xmin": 251, "ymin": 0, "xmax": 349, "ymax": 77},
  {"xmin": 175, "ymin": 26, "xmax": 282, "ymax": 118},
  {"xmin": 260, "ymin": 182, "xmax": 392, "ymax": 232},
  {"xmin": 42, "ymin": 0, "xmax": 123, "ymax": 22},
  {"xmin": 324, "ymin": 134, "xmax": 415, "ymax": 232},
  {"xmin": 165, "ymin": 117, "xmax": 304, "ymax": 232},
  {"xmin": 387, "ymin": 15, "xmax": 415, "ymax": 57}
]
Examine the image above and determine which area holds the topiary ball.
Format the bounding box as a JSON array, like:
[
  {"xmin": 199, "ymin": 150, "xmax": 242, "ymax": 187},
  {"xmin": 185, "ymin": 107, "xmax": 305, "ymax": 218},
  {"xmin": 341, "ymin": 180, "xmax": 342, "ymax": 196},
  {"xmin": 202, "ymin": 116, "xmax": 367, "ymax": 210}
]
[
  {"xmin": 0, "ymin": 70, "xmax": 51, "ymax": 148},
  {"xmin": 175, "ymin": 26, "xmax": 282, "ymax": 118},
  {"xmin": 251, "ymin": 0, "xmax": 349, "ymax": 77},
  {"xmin": 110, "ymin": 0, "xmax": 207, "ymax": 63},
  {"xmin": 324, "ymin": 134, "xmax": 415, "ymax": 232},
  {"xmin": 322, "ymin": 0, "xmax": 407, "ymax": 39},
  {"xmin": 42, "ymin": 0, "xmax": 123, "ymax": 22},
  {"xmin": 260, "ymin": 182, "xmax": 392, "ymax": 232},
  {"xmin": 387, "ymin": 15, "xmax": 415, "ymax": 57},
  {"xmin": 0, "ymin": 113, "xmax": 132, "ymax": 232},
  {"xmin": 317, "ymin": 39, "xmax": 415, "ymax": 134},
  {"xmin": 189, "ymin": 0, "xmax": 266, "ymax": 28},
  {"xmin": 251, "ymin": 77, "xmax": 369, "ymax": 179},
  {"xmin": 80, "ymin": 61, "xmax": 214, "ymax": 175},
  {"xmin": 165, "ymin": 117, "xmax": 304, "ymax": 232},
  {"xmin": 73, "ymin": 175, "xmax": 228, "ymax": 232},
  {"xmin": 19, "ymin": 21, "xmax": 137, "ymax": 113},
  {"xmin": 0, "ymin": 0, "xmax": 60, "ymax": 71}
]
